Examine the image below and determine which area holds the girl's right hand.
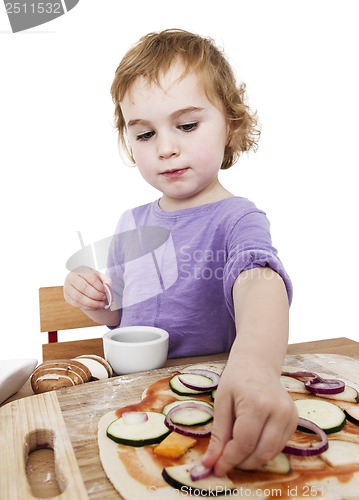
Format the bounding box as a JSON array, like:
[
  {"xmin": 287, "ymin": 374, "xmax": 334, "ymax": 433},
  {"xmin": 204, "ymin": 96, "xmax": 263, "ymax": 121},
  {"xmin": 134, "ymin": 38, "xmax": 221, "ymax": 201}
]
[{"xmin": 64, "ymin": 267, "xmax": 112, "ymax": 311}]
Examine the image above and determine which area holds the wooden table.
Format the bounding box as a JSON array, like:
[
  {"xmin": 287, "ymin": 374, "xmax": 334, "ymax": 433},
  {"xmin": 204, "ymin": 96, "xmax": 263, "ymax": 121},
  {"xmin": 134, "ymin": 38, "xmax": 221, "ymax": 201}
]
[
  {"xmin": 2, "ymin": 336, "xmax": 359, "ymax": 498},
  {"xmin": 287, "ymin": 336, "xmax": 359, "ymax": 358},
  {"xmin": 3, "ymin": 337, "xmax": 359, "ymax": 406}
]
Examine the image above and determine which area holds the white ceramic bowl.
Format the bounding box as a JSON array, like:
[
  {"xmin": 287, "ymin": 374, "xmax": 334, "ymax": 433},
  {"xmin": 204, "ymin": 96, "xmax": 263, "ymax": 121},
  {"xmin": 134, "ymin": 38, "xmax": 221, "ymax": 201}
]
[{"xmin": 103, "ymin": 326, "xmax": 169, "ymax": 375}]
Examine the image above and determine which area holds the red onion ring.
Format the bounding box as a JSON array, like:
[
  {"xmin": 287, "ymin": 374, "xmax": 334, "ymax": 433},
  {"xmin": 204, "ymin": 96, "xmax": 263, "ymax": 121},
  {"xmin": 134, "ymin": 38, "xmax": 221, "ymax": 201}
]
[
  {"xmin": 103, "ymin": 283, "xmax": 113, "ymax": 310},
  {"xmin": 178, "ymin": 369, "xmax": 221, "ymax": 392},
  {"xmin": 122, "ymin": 411, "xmax": 148, "ymax": 425},
  {"xmin": 281, "ymin": 370, "xmax": 345, "ymax": 395},
  {"xmin": 190, "ymin": 463, "xmax": 213, "ymax": 481},
  {"xmin": 304, "ymin": 377, "xmax": 345, "ymax": 395},
  {"xmin": 282, "ymin": 417, "xmax": 328, "ymax": 456},
  {"xmin": 164, "ymin": 401, "xmax": 214, "ymax": 438}
]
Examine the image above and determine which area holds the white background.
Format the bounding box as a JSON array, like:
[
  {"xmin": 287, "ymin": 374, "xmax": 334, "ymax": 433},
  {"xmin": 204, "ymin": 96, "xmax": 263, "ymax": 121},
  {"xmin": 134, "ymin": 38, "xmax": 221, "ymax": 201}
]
[{"xmin": 1, "ymin": 0, "xmax": 358, "ymax": 362}]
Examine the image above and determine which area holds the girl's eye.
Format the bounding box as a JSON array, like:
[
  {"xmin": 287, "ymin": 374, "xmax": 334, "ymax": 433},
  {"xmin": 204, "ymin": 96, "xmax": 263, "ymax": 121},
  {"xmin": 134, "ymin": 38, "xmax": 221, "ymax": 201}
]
[
  {"xmin": 136, "ymin": 131, "xmax": 155, "ymax": 141},
  {"xmin": 179, "ymin": 122, "xmax": 198, "ymax": 132}
]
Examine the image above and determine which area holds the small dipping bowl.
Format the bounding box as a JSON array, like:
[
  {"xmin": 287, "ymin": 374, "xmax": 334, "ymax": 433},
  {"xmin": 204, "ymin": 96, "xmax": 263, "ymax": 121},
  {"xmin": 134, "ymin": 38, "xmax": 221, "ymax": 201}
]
[{"xmin": 103, "ymin": 326, "xmax": 169, "ymax": 375}]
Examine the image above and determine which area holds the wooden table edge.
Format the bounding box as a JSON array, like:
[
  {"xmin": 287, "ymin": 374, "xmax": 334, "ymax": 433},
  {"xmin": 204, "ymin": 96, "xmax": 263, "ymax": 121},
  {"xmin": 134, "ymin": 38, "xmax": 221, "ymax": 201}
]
[{"xmin": 2, "ymin": 337, "xmax": 358, "ymax": 407}]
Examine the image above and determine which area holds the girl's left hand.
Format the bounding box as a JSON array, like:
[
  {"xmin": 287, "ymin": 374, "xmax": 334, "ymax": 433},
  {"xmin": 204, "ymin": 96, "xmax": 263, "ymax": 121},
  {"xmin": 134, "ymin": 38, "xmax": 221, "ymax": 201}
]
[{"xmin": 201, "ymin": 363, "xmax": 298, "ymax": 475}]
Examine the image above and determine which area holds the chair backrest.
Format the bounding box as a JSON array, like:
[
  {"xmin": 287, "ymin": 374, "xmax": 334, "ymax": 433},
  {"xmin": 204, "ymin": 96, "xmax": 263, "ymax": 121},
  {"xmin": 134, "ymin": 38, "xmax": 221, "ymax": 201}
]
[{"xmin": 39, "ymin": 286, "xmax": 104, "ymax": 361}]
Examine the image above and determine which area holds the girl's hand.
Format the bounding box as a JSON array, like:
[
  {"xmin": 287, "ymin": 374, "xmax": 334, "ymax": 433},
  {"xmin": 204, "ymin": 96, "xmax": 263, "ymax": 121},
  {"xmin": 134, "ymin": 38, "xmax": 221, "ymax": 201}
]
[
  {"xmin": 64, "ymin": 267, "xmax": 112, "ymax": 311},
  {"xmin": 202, "ymin": 362, "xmax": 298, "ymax": 475}
]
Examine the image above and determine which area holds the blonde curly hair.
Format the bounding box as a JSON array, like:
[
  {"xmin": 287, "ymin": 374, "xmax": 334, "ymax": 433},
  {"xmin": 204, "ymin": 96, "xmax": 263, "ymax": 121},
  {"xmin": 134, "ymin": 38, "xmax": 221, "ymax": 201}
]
[{"xmin": 111, "ymin": 29, "xmax": 260, "ymax": 169}]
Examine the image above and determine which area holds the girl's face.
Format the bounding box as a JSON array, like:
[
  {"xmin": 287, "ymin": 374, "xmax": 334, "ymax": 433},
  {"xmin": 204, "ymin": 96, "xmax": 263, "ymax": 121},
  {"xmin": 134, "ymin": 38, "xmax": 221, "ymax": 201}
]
[{"xmin": 120, "ymin": 63, "xmax": 230, "ymax": 211}]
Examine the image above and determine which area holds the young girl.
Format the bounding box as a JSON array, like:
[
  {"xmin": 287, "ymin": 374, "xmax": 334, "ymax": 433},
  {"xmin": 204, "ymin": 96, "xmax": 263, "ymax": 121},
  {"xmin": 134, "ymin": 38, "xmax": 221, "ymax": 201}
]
[{"xmin": 64, "ymin": 29, "xmax": 298, "ymax": 476}]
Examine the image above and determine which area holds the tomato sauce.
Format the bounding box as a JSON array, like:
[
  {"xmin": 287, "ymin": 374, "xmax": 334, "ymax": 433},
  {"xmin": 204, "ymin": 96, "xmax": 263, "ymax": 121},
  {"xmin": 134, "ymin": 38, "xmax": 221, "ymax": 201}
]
[{"xmin": 112, "ymin": 374, "xmax": 359, "ymax": 497}]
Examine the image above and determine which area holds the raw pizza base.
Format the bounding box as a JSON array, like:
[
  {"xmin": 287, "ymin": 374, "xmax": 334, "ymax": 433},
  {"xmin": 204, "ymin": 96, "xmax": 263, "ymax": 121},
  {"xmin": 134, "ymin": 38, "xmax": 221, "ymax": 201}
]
[
  {"xmin": 98, "ymin": 363, "xmax": 359, "ymax": 499},
  {"xmin": 98, "ymin": 410, "xmax": 181, "ymax": 499}
]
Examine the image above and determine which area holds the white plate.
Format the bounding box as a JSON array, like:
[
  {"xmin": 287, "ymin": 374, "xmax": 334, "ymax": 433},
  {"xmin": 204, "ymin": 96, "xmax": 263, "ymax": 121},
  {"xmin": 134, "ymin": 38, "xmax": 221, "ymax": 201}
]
[{"xmin": 0, "ymin": 358, "xmax": 38, "ymax": 404}]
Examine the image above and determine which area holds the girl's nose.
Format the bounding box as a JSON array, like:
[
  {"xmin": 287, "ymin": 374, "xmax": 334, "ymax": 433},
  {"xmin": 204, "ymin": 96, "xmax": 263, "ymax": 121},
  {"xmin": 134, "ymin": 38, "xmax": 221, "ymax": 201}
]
[{"xmin": 157, "ymin": 134, "xmax": 180, "ymax": 159}]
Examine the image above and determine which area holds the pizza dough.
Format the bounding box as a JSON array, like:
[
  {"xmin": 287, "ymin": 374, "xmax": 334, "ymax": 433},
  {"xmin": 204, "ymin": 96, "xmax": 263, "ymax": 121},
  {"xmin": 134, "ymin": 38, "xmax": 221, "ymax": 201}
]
[{"xmin": 98, "ymin": 363, "xmax": 359, "ymax": 499}]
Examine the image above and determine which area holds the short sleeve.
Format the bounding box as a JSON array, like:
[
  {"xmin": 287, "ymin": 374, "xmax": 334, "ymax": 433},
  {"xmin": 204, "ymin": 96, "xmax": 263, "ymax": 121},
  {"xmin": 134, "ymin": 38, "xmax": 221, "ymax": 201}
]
[{"xmin": 223, "ymin": 210, "xmax": 293, "ymax": 318}]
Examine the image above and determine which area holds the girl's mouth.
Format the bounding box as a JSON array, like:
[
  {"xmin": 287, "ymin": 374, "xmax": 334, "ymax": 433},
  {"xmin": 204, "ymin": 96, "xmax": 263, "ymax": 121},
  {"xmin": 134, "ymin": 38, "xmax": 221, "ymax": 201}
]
[{"xmin": 162, "ymin": 168, "xmax": 189, "ymax": 179}]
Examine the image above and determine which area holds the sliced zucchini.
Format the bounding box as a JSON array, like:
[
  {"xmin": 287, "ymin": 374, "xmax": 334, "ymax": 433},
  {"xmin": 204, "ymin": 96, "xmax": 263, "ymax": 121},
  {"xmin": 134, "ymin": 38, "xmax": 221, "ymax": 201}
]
[
  {"xmin": 344, "ymin": 406, "xmax": 359, "ymax": 426},
  {"xmin": 318, "ymin": 385, "xmax": 359, "ymax": 403},
  {"xmin": 234, "ymin": 452, "xmax": 290, "ymax": 474},
  {"xmin": 162, "ymin": 400, "xmax": 213, "ymax": 426},
  {"xmin": 280, "ymin": 375, "xmax": 308, "ymax": 394},
  {"xmin": 257, "ymin": 453, "xmax": 291, "ymax": 474},
  {"xmin": 294, "ymin": 399, "xmax": 346, "ymax": 434},
  {"xmin": 169, "ymin": 374, "xmax": 212, "ymax": 396},
  {"xmin": 162, "ymin": 464, "xmax": 234, "ymax": 495},
  {"xmin": 106, "ymin": 412, "xmax": 170, "ymax": 446},
  {"xmin": 320, "ymin": 440, "xmax": 359, "ymax": 466},
  {"xmin": 211, "ymin": 388, "xmax": 217, "ymax": 401}
]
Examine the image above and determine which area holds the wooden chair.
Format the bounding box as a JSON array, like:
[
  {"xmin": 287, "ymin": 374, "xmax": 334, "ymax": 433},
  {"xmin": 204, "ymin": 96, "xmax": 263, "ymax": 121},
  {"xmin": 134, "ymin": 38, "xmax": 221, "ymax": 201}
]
[{"xmin": 39, "ymin": 286, "xmax": 105, "ymax": 361}]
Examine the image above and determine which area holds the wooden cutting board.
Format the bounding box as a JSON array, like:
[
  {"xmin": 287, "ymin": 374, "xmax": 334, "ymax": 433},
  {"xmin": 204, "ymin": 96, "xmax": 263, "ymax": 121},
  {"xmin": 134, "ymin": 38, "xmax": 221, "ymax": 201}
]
[{"xmin": 1, "ymin": 354, "xmax": 359, "ymax": 499}]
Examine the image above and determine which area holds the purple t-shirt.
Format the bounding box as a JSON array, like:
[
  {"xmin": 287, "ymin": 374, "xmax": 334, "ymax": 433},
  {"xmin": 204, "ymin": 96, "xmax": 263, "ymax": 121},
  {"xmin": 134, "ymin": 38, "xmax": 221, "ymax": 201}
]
[{"xmin": 107, "ymin": 197, "xmax": 292, "ymax": 358}]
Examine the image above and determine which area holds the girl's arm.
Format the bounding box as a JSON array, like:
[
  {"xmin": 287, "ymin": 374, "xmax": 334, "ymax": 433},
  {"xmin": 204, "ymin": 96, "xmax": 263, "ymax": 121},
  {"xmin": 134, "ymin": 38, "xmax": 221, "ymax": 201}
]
[{"xmin": 202, "ymin": 266, "xmax": 298, "ymax": 475}]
